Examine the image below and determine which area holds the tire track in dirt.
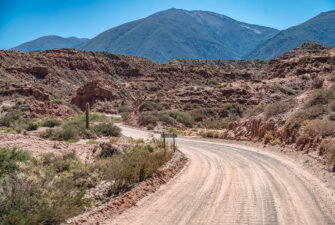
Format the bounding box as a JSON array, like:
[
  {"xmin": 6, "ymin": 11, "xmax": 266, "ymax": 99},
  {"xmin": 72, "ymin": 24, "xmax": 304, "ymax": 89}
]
[{"xmin": 105, "ymin": 136, "xmax": 334, "ymax": 225}]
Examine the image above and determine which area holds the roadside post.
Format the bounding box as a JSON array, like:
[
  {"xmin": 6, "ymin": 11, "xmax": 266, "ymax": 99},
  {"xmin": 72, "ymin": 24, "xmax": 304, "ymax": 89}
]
[
  {"xmin": 162, "ymin": 132, "xmax": 166, "ymax": 151},
  {"xmin": 161, "ymin": 132, "xmax": 178, "ymax": 152},
  {"xmin": 173, "ymin": 133, "xmax": 176, "ymax": 152},
  {"xmin": 85, "ymin": 102, "xmax": 90, "ymax": 129}
]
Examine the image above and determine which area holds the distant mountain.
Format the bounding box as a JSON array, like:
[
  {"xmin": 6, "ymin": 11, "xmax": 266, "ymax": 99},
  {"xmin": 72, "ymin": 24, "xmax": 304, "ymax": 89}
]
[
  {"xmin": 77, "ymin": 8, "xmax": 279, "ymax": 62},
  {"xmin": 10, "ymin": 35, "xmax": 89, "ymax": 52},
  {"xmin": 245, "ymin": 10, "xmax": 335, "ymax": 60}
]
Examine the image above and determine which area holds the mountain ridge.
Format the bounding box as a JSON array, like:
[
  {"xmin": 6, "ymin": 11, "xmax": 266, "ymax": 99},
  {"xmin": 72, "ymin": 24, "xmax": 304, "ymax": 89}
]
[
  {"xmin": 244, "ymin": 10, "xmax": 335, "ymax": 60},
  {"xmin": 10, "ymin": 35, "xmax": 89, "ymax": 52},
  {"xmin": 76, "ymin": 8, "xmax": 279, "ymax": 62}
]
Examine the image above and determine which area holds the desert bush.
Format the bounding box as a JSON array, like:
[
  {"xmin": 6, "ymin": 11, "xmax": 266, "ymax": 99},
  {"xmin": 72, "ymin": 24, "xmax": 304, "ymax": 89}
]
[
  {"xmin": 119, "ymin": 105, "xmax": 131, "ymax": 113},
  {"xmin": 0, "ymin": 143, "xmax": 172, "ymax": 224},
  {"xmin": 305, "ymin": 88, "xmax": 335, "ymax": 108},
  {"xmin": 158, "ymin": 113, "xmax": 175, "ymax": 125},
  {"xmin": 121, "ymin": 112, "xmax": 129, "ymax": 121},
  {"xmin": 0, "ymin": 151, "xmax": 93, "ymax": 224},
  {"xmin": 26, "ymin": 122, "xmax": 38, "ymax": 131},
  {"xmin": 200, "ymin": 130, "xmax": 220, "ymax": 138},
  {"xmin": 221, "ymin": 103, "xmax": 243, "ymax": 117},
  {"xmin": 182, "ymin": 103, "xmax": 200, "ymax": 111},
  {"xmin": 263, "ymin": 130, "xmax": 275, "ymax": 144},
  {"xmin": 147, "ymin": 124, "xmax": 155, "ymax": 130},
  {"xmin": 273, "ymin": 84, "xmax": 297, "ymax": 95},
  {"xmin": 101, "ymin": 145, "xmax": 172, "ymax": 192},
  {"xmin": 0, "ymin": 148, "xmax": 30, "ymax": 177},
  {"xmin": 207, "ymin": 80, "xmax": 219, "ymax": 86},
  {"xmin": 190, "ymin": 110, "xmax": 206, "ymax": 122},
  {"xmin": 41, "ymin": 118, "xmax": 61, "ymax": 127},
  {"xmin": 78, "ymin": 112, "xmax": 108, "ymax": 122},
  {"xmin": 0, "ymin": 110, "xmax": 22, "ymax": 127},
  {"xmin": 244, "ymin": 104, "xmax": 265, "ymax": 118},
  {"xmin": 286, "ymin": 105, "xmax": 326, "ymax": 129},
  {"xmin": 319, "ymin": 139, "xmax": 335, "ymax": 165},
  {"xmin": 270, "ymin": 138, "xmax": 281, "ymax": 145},
  {"xmin": 53, "ymin": 126, "xmax": 79, "ymax": 141},
  {"xmin": 139, "ymin": 112, "xmax": 158, "ymax": 126},
  {"xmin": 175, "ymin": 112, "xmax": 194, "ymax": 127},
  {"xmin": 303, "ymin": 119, "xmax": 335, "ymax": 137},
  {"xmin": 92, "ymin": 123, "xmax": 121, "ymax": 137},
  {"xmin": 99, "ymin": 142, "xmax": 120, "ymax": 158},
  {"xmin": 53, "ymin": 98, "xmax": 65, "ymax": 104},
  {"xmin": 264, "ymin": 100, "xmax": 291, "ymax": 119},
  {"xmin": 139, "ymin": 101, "xmax": 165, "ymax": 111}
]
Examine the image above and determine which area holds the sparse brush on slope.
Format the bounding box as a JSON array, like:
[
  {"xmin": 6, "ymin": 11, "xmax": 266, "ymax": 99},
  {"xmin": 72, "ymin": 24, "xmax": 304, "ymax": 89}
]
[{"xmin": 0, "ymin": 143, "xmax": 172, "ymax": 224}]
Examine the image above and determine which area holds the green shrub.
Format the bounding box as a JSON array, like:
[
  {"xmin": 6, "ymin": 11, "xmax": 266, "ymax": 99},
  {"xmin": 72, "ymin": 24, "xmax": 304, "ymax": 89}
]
[
  {"xmin": 147, "ymin": 124, "xmax": 155, "ymax": 130},
  {"xmin": 176, "ymin": 112, "xmax": 194, "ymax": 127},
  {"xmin": 78, "ymin": 112, "xmax": 108, "ymax": 122},
  {"xmin": 139, "ymin": 101, "xmax": 164, "ymax": 111},
  {"xmin": 273, "ymin": 84, "xmax": 297, "ymax": 95},
  {"xmin": 182, "ymin": 103, "xmax": 200, "ymax": 111},
  {"xmin": 118, "ymin": 89, "xmax": 128, "ymax": 98},
  {"xmin": 158, "ymin": 113, "xmax": 174, "ymax": 125},
  {"xmin": 222, "ymin": 103, "xmax": 243, "ymax": 117},
  {"xmin": 139, "ymin": 112, "xmax": 158, "ymax": 126},
  {"xmin": 53, "ymin": 98, "xmax": 65, "ymax": 104},
  {"xmin": 0, "ymin": 144, "xmax": 172, "ymax": 224},
  {"xmin": 41, "ymin": 118, "xmax": 61, "ymax": 127},
  {"xmin": 119, "ymin": 105, "xmax": 131, "ymax": 113},
  {"xmin": 92, "ymin": 123, "xmax": 121, "ymax": 137},
  {"xmin": 121, "ymin": 112, "xmax": 129, "ymax": 121},
  {"xmin": 207, "ymin": 80, "xmax": 219, "ymax": 86},
  {"xmin": 169, "ymin": 111, "xmax": 183, "ymax": 119},
  {"xmin": 99, "ymin": 142, "xmax": 120, "ymax": 158},
  {"xmin": 53, "ymin": 126, "xmax": 79, "ymax": 141},
  {"xmin": 26, "ymin": 123, "xmax": 38, "ymax": 131},
  {"xmin": 190, "ymin": 110, "xmax": 206, "ymax": 122},
  {"xmin": 0, "ymin": 110, "xmax": 22, "ymax": 127},
  {"xmin": 0, "ymin": 148, "xmax": 30, "ymax": 177}
]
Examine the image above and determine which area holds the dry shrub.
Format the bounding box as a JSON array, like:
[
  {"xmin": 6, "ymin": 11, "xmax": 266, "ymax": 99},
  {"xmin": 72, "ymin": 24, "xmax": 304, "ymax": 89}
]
[
  {"xmin": 200, "ymin": 130, "xmax": 220, "ymax": 139},
  {"xmin": 252, "ymin": 136, "xmax": 260, "ymax": 142},
  {"xmin": 264, "ymin": 100, "xmax": 292, "ymax": 119},
  {"xmin": 303, "ymin": 119, "xmax": 335, "ymax": 137},
  {"xmin": 244, "ymin": 104, "xmax": 264, "ymax": 118},
  {"xmin": 285, "ymin": 106, "xmax": 326, "ymax": 130},
  {"xmin": 263, "ymin": 130, "xmax": 274, "ymax": 144},
  {"xmin": 270, "ymin": 138, "xmax": 281, "ymax": 145},
  {"xmin": 304, "ymin": 88, "xmax": 335, "ymax": 108},
  {"xmin": 319, "ymin": 139, "xmax": 335, "ymax": 165}
]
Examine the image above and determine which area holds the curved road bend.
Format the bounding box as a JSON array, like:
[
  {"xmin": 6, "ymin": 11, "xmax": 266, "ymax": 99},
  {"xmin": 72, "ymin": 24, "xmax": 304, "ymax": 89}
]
[{"xmin": 107, "ymin": 124, "xmax": 335, "ymax": 225}]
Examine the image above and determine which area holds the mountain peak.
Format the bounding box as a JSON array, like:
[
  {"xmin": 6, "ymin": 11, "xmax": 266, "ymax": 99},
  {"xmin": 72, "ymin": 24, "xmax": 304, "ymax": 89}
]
[{"xmin": 76, "ymin": 9, "xmax": 279, "ymax": 62}]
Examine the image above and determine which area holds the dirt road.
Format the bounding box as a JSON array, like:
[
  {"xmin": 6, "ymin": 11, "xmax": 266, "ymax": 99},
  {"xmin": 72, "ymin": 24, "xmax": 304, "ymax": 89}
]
[{"xmin": 107, "ymin": 124, "xmax": 335, "ymax": 225}]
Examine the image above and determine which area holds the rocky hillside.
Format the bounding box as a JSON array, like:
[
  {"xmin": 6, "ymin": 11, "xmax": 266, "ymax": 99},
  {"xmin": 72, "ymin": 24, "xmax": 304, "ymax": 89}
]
[
  {"xmin": 245, "ymin": 10, "xmax": 335, "ymax": 60},
  {"xmin": 77, "ymin": 8, "xmax": 278, "ymax": 62},
  {"xmin": 10, "ymin": 35, "xmax": 89, "ymax": 52},
  {"xmin": 1, "ymin": 42, "xmax": 335, "ymax": 168}
]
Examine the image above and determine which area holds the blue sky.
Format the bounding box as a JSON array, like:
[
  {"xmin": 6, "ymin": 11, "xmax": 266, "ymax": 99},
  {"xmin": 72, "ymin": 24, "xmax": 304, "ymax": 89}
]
[{"xmin": 0, "ymin": 0, "xmax": 334, "ymax": 50}]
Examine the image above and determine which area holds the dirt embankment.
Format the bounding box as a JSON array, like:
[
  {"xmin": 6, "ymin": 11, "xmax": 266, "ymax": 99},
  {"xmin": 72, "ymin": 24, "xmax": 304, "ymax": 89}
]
[{"xmin": 66, "ymin": 150, "xmax": 187, "ymax": 225}]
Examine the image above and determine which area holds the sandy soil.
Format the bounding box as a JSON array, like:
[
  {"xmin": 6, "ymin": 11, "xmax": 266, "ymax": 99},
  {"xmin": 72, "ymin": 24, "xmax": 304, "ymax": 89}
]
[
  {"xmin": 104, "ymin": 125, "xmax": 335, "ymax": 225},
  {"xmin": 0, "ymin": 133, "xmax": 97, "ymax": 163}
]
